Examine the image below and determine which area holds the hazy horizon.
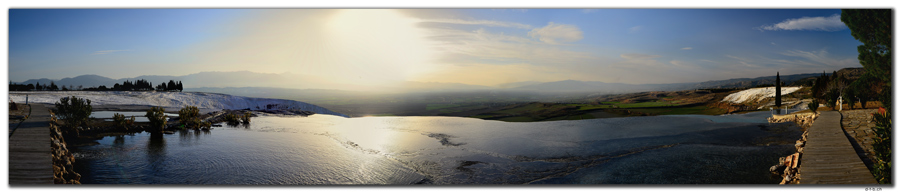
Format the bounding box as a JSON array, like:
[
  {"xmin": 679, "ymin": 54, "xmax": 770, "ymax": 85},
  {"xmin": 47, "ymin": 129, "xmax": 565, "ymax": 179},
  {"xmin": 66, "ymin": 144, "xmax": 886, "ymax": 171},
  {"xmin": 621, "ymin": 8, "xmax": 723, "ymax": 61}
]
[{"xmin": 10, "ymin": 9, "xmax": 863, "ymax": 87}]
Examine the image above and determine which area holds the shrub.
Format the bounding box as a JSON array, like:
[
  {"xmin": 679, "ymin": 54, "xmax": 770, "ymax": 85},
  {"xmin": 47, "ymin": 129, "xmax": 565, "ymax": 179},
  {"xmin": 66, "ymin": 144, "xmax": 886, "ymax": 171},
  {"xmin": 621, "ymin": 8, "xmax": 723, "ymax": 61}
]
[
  {"xmin": 200, "ymin": 121, "xmax": 212, "ymax": 130},
  {"xmin": 241, "ymin": 112, "xmax": 252, "ymax": 124},
  {"xmin": 225, "ymin": 113, "xmax": 240, "ymax": 125},
  {"xmin": 112, "ymin": 113, "xmax": 135, "ymax": 129},
  {"xmin": 55, "ymin": 96, "xmax": 92, "ymax": 127},
  {"xmin": 224, "ymin": 111, "xmax": 251, "ymax": 125},
  {"xmin": 807, "ymin": 100, "xmax": 819, "ymax": 114},
  {"xmin": 178, "ymin": 106, "xmax": 201, "ymax": 129},
  {"xmin": 146, "ymin": 107, "xmax": 168, "ymax": 131},
  {"xmin": 872, "ymin": 108, "xmax": 892, "ymax": 184}
]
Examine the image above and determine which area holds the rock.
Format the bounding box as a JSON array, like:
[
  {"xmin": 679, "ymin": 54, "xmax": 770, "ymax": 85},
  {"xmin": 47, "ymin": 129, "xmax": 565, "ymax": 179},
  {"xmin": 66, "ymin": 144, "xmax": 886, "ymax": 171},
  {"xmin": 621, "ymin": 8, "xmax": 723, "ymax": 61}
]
[
  {"xmin": 791, "ymin": 153, "xmax": 800, "ymax": 168},
  {"xmin": 770, "ymin": 165, "xmax": 786, "ymax": 175}
]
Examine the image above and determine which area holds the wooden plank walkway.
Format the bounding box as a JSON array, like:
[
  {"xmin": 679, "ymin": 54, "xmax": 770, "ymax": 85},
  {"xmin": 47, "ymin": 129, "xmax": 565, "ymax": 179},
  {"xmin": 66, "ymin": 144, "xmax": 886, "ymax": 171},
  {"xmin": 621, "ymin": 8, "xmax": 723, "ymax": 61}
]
[
  {"xmin": 798, "ymin": 111, "xmax": 877, "ymax": 184},
  {"xmin": 8, "ymin": 104, "xmax": 54, "ymax": 185}
]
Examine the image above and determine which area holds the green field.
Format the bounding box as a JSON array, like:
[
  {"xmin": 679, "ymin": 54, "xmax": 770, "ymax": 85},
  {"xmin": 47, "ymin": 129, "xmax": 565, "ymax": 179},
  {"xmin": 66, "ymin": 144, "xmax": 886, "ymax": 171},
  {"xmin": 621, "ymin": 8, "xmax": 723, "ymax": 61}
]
[{"xmin": 627, "ymin": 105, "xmax": 726, "ymax": 115}]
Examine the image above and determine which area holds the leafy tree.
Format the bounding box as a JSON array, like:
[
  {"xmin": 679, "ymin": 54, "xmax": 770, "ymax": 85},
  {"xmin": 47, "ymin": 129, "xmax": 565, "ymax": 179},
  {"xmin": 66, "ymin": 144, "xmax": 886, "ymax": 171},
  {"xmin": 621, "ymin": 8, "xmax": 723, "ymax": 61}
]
[
  {"xmin": 177, "ymin": 81, "xmax": 183, "ymax": 91},
  {"xmin": 50, "ymin": 81, "xmax": 58, "ymax": 91},
  {"xmin": 842, "ymin": 87, "xmax": 855, "ymax": 110}
]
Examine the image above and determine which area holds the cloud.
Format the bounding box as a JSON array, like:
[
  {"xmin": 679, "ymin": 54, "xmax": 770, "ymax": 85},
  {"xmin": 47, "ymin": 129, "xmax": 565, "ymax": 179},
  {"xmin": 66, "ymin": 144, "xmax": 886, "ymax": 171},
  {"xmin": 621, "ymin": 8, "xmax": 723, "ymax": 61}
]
[
  {"xmin": 758, "ymin": 14, "xmax": 847, "ymax": 31},
  {"xmin": 680, "ymin": 47, "xmax": 692, "ymax": 50},
  {"xmin": 427, "ymin": 27, "xmax": 592, "ymax": 66},
  {"xmin": 423, "ymin": 19, "xmax": 532, "ymax": 29},
  {"xmin": 771, "ymin": 42, "xmax": 778, "ymax": 46},
  {"xmin": 780, "ymin": 48, "xmax": 858, "ymax": 67},
  {"xmin": 491, "ymin": 9, "xmax": 528, "ymax": 13},
  {"xmin": 620, "ymin": 53, "xmax": 661, "ymax": 60},
  {"xmin": 628, "ymin": 26, "xmax": 642, "ymax": 33},
  {"xmin": 528, "ymin": 22, "xmax": 584, "ymax": 44},
  {"xmin": 91, "ymin": 50, "xmax": 130, "ymax": 55}
]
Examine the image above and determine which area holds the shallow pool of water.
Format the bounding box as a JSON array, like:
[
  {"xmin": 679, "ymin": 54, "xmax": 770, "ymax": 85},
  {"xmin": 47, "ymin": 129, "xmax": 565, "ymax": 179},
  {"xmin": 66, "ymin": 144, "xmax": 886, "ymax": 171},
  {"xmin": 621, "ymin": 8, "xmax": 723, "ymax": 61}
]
[{"xmin": 72, "ymin": 112, "xmax": 800, "ymax": 184}]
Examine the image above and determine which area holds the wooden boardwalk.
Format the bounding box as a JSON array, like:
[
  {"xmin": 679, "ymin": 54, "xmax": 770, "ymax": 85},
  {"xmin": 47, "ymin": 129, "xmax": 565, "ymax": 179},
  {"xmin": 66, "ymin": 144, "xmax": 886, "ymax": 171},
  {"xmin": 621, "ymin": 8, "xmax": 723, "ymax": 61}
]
[
  {"xmin": 798, "ymin": 111, "xmax": 877, "ymax": 184},
  {"xmin": 8, "ymin": 104, "xmax": 54, "ymax": 185}
]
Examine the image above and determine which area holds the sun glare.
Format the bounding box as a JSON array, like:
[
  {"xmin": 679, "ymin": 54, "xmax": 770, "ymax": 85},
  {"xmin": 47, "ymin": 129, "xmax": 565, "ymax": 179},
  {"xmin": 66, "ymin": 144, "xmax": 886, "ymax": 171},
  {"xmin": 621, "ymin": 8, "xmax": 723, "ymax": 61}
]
[{"xmin": 325, "ymin": 9, "xmax": 436, "ymax": 86}]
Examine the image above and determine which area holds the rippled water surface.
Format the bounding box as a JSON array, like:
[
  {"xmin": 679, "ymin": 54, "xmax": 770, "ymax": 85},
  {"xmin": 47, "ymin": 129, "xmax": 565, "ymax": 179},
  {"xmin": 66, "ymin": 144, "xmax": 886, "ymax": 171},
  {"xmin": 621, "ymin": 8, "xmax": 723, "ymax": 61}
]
[{"xmin": 73, "ymin": 112, "xmax": 801, "ymax": 184}]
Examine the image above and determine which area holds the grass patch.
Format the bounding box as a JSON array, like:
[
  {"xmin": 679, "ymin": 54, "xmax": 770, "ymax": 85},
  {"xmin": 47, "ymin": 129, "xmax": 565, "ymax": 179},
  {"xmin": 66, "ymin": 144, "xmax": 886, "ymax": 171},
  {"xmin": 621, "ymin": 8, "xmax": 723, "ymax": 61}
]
[
  {"xmin": 628, "ymin": 106, "xmax": 725, "ymax": 115},
  {"xmin": 498, "ymin": 116, "xmax": 534, "ymax": 122},
  {"xmin": 615, "ymin": 101, "xmax": 677, "ymax": 108}
]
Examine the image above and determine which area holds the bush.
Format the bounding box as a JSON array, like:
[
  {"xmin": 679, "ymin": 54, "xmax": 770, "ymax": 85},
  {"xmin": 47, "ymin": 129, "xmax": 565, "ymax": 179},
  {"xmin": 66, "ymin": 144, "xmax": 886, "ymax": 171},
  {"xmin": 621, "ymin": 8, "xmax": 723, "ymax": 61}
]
[
  {"xmin": 808, "ymin": 100, "xmax": 819, "ymax": 113},
  {"xmin": 241, "ymin": 112, "xmax": 252, "ymax": 124},
  {"xmin": 872, "ymin": 108, "xmax": 892, "ymax": 184},
  {"xmin": 112, "ymin": 113, "xmax": 135, "ymax": 129},
  {"xmin": 224, "ymin": 111, "xmax": 251, "ymax": 125},
  {"xmin": 146, "ymin": 107, "xmax": 168, "ymax": 131},
  {"xmin": 178, "ymin": 106, "xmax": 201, "ymax": 129},
  {"xmin": 55, "ymin": 96, "xmax": 92, "ymax": 127},
  {"xmin": 200, "ymin": 121, "xmax": 212, "ymax": 130}
]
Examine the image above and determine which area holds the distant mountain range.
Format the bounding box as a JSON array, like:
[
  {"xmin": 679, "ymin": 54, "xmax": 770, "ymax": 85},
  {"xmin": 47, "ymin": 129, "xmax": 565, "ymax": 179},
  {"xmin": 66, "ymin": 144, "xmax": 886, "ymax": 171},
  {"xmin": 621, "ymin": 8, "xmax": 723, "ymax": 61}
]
[{"xmin": 16, "ymin": 70, "xmax": 838, "ymax": 94}]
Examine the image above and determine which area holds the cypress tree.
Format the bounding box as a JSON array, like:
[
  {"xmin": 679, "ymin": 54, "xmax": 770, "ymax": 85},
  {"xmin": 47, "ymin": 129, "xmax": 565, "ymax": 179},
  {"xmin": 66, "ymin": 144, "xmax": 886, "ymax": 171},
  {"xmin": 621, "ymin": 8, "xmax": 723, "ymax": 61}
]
[{"xmin": 775, "ymin": 72, "xmax": 781, "ymax": 107}]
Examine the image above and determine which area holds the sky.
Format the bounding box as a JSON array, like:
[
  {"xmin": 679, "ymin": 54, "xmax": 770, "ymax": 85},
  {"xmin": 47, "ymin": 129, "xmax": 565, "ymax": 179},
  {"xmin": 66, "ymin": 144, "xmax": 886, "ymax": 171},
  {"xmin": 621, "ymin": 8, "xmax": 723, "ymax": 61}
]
[{"xmin": 9, "ymin": 8, "xmax": 866, "ymax": 87}]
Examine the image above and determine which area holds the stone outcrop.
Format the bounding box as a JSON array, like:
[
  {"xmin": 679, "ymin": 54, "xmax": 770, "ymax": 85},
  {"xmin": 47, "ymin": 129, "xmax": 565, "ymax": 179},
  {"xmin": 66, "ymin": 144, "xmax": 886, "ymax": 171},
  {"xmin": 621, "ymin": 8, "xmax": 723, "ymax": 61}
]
[
  {"xmin": 49, "ymin": 111, "xmax": 81, "ymax": 184},
  {"xmin": 768, "ymin": 112, "xmax": 818, "ymax": 184},
  {"xmin": 768, "ymin": 112, "xmax": 819, "ymax": 129}
]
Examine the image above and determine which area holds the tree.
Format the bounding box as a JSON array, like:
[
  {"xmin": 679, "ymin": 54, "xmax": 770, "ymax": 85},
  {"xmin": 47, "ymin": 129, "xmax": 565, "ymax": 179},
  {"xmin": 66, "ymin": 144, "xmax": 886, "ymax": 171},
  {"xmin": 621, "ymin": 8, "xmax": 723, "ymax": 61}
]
[
  {"xmin": 167, "ymin": 80, "xmax": 176, "ymax": 91},
  {"xmin": 775, "ymin": 72, "xmax": 781, "ymax": 107},
  {"xmin": 842, "ymin": 9, "xmax": 891, "ymax": 87},
  {"xmin": 50, "ymin": 81, "xmax": 58, "ymax": 91},
  {"xmin": 842, "ymin": 9, "xmax": 892, "ymax": 184},
  {"xmin": 177, "ymin": 81, "xmax": 183, "ymax": 91}
]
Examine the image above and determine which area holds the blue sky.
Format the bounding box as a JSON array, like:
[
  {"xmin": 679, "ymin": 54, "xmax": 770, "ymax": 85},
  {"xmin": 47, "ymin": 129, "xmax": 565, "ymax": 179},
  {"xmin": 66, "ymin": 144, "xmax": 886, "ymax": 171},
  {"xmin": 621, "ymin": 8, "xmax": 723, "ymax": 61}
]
[{"xmin": 9, "ymin": 9, "xmax": 864, "ymax": 86}]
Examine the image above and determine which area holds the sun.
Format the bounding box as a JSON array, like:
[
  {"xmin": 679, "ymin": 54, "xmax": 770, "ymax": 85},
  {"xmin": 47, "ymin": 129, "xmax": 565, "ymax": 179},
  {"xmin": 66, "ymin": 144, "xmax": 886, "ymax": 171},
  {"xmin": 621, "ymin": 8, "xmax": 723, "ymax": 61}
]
[{"xmin": 324, "ymin": 9, "xmax": 436, "ymax": 86}]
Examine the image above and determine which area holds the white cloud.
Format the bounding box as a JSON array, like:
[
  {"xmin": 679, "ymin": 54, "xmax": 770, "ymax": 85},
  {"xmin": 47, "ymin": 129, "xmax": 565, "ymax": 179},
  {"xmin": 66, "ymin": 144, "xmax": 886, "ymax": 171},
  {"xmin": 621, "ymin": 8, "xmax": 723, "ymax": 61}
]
[
  {"xmin": 780, "ymin": 48, "xmax": 858, "ymax": 67},
  {"xmin": 91, "ymin": 50, "xmax": 130, "ymax": 55},
  {"xmin": 528, "ymin": 22, "xmax": 584, "ymax": 44},
  {"xmin": 758, "ymin": 14, "xmax": 847, "ymax": 31},
  {"xmin": 427, "ymin": 27, "xmax": 593, "ymax": 66},
  {"xmin": 628, "ymin": 26, "xmax": 642, "ymax": 33},
  {"xmin": 771, "ymin": 42, "xmax": 778, "ymax": 46},
  {"xmin": 491, "ymin": 9, "xmax": 528, "ymax": 13},
  {"xmin": 424, "ymin": 19, "xmax": 532, "ymax": 29},
  {"xmin": 680, "ymin": 47, "xmax": 693, "ymax": 50},
  {"xmin": 620, "ymin": 53, "xmax": 661, "ymax": 60}
]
